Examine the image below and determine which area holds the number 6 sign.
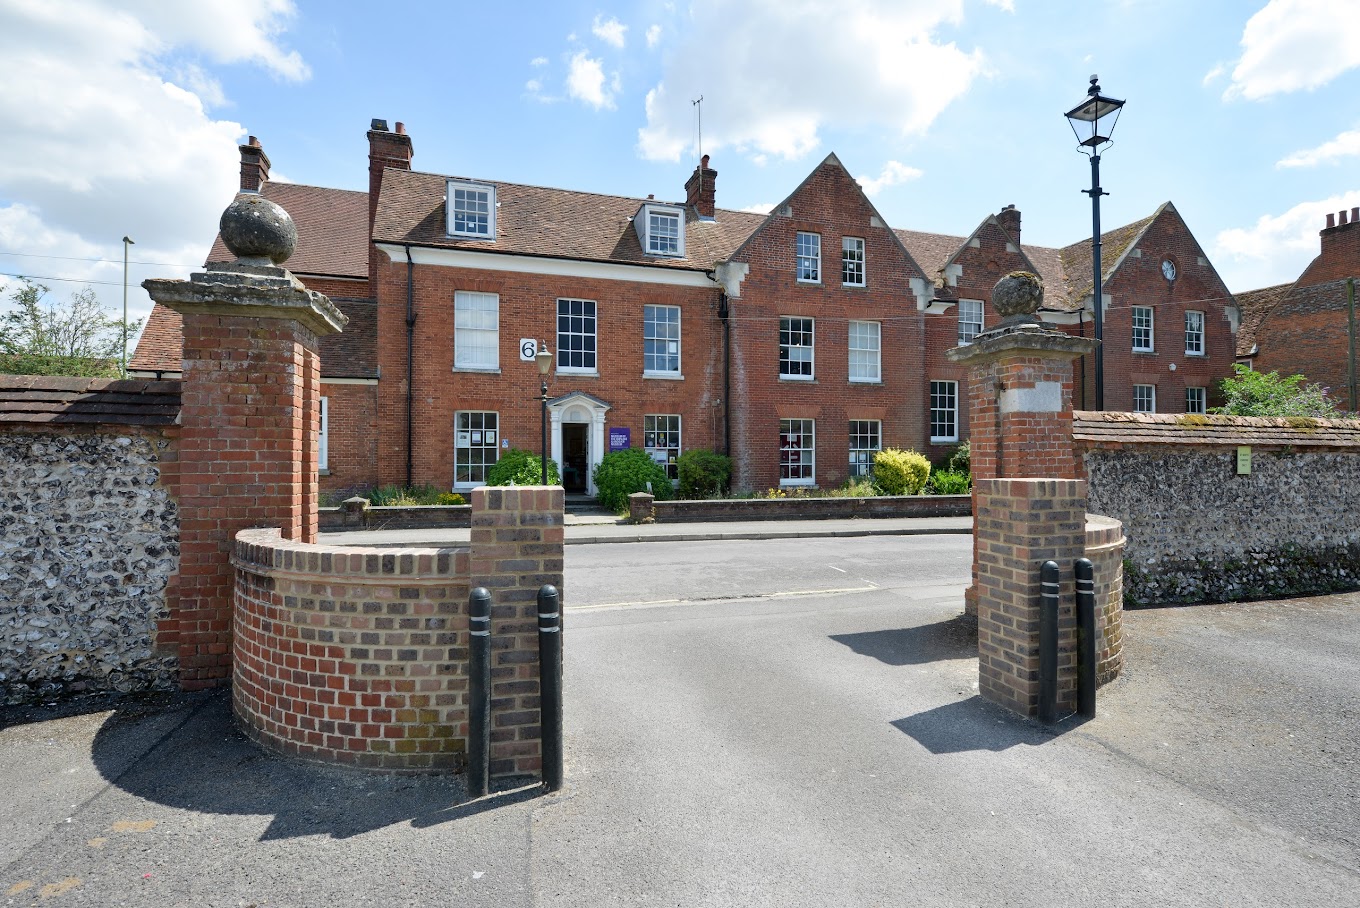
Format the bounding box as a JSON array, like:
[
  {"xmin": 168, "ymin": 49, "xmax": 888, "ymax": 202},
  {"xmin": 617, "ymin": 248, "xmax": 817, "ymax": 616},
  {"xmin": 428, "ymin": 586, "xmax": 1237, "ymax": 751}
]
[{"xmin": 520, "ymin": 338, "xmax": 538, "ymax": 362}]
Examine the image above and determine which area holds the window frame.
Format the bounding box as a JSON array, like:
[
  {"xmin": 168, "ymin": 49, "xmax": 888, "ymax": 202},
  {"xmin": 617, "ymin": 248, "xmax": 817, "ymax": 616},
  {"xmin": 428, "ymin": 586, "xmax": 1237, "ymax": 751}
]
[
  {"xmin": 779, "ymin": 316, "xmax": 815, "ymax": 381},
  {"xmin": 1132, "ymin": 305, "xmax": 1155, "ymax": 353},
  {"xmin": 556, "ymin": 297, "xmax": 598, "ymax": 374},
  {"xmin": 454, "ymin": 410, "xmax": 500, "ymax": 489},
  {"xmin": 1133, "ymin": 384, "xmax": 1157, "ymax": 413},
  {"xmin": 1185, "ymin": 386, "xmax": 1207, "ymax": 414},
  {"xmin": 643, "ymin": 414, "xmax": 682, "ymax": 482},
  {"xmin": 848, "ymin": 419, "xmax": 881, "ymax": 478},
  {"xmin": 958, "ymin": 299, "xmax": 984, "ymax": 345},
  {"xmin": 643, "ymin": 304, "xmax": 682, "ymax": 377},
  {"xmin": 318, "ymin": 395, "xmax": 329, "ymax": 472},
  {"xmin": 930, "ymin": 380, "xmax": 959, "ymax": 443},
  {"xmin": 841, "ymin": 236, "xmax": 865, "ymax": 287},
  {"xmin": 796, "ymin": 232, "xmax": 821, "ymax": 283},
  {"xmin": 453, "ymin": 290, "xmax": 500, "ymax": 372},
  {"xmin": 779, "ymin": 418, "xmax": 816, "ymax": 486},
  {"xmin": 641, "ymin": 204, "xmax": 685, "ymax": 258},
  {"xmin": 446, "ymin": 180, "xmax": 496, "ymax": 239},
  {"xmin": 1185, "ymin": 310, "xmax": 1205, "ymax": 356},
  {"xmin": 848, "ymin": 319, "xmax": 881, "ymax": 384}
]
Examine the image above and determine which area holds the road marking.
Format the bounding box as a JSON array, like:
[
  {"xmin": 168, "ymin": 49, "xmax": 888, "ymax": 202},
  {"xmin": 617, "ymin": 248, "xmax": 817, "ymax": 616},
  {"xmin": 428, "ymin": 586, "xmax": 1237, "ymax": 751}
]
[
  {"xmin": 828, "ymin": 565, "xmax": 847, "ymax": 573},
  {"xmin": 39, "ymin": 878, "xmax": 81, "ymax": 898},
  {"xmin": 111, "ymin": 820, "xmax": 157, "ymax": 833},
  {"xmin": 568, "ymin": 585, "xmax": 881, "ymax": 612},
  {"xmin": 7, "ymin": 882, "xmax": 33, "ymax": 896}
]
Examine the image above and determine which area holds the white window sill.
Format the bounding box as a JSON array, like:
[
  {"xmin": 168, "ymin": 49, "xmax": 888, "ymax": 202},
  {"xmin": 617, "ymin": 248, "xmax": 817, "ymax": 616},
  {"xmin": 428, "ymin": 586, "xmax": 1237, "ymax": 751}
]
[
  {"xmin": 930, "ymin": 436, "xmax": 959, "ymax": 444},
  {"xmin": 1184, "ymin": 351, "xmax": 1206, "ymax": 357},
  {"xmin": 556, "ymin": 368, "xmax": 599, "ymax": 377},
  {"xmin": 842, "ymin": 282, "xmax": 866, "ymax": 289},
  {"xmin": 1133, "ymin": 348, "xmax": 1156, "ymax": 355},
  {"xmin": 453, "ymin": 366, "xmax": 501, "ymax": 374},
  {"xmin": 319, "ymin": 468, "xmax": 330, "ymax": 476},
  {"xmin": 779, "ymin": 374, "xmax": 815, "ymax": 382},
  {"xmin": 448, "ymin": 232, "xmax": 496, "ymax": 241},
  {"xmin": 643, "ymin": 371, "xmax": 685, "ymax": 380},
  {"xmin": 796, "ymin": 279, "xmax": 821, "ymax": 285},
  {"xmin": 849, "ymin": 377, "xmax": 881, "ymax": 385},
  {"xmin": 780, "ymin": 478, "xmax": 815, "ymax": 487},
  {"xmin": 645, "ymin": 251, "xmax": 685, "ymax": 259}
]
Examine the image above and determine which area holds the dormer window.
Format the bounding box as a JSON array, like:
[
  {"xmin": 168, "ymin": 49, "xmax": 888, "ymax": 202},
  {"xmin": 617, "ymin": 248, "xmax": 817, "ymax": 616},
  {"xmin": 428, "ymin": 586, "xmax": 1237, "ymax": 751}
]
[
  {"xmin": 447, "ymin": 180, "xmax": 496, "ymax": 239},
  {"xmin": 636, "ymin": 203, "xmax": 685, "ymax": 258}
]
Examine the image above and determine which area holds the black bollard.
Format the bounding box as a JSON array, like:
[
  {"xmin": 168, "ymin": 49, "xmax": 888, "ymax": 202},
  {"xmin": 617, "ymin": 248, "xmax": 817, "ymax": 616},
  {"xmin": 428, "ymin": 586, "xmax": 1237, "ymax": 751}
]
[
  {"xmin": 468, "ymin": 587, "xmax": 492, "ymax": 798},
  {"xmin": 538, "ymin": 584, "xmax": 564, "ymax": 792},
  {"xmin": 1075, "ymin": 558, "xmax": 1097, "ymax": 719},
  {"xmin": 1038, "ymin": 560, "xmax": 1060, "ymax": 723}
]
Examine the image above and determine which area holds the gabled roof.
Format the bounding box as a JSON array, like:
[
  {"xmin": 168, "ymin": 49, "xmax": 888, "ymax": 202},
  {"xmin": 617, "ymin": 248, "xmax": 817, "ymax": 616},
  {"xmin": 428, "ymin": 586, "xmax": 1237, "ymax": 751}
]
[
  {"xmin": 894, "ymin": 229, "xmax": 965, "ymax": 288},
  {"xmin": 207, "ymin": 182, "xmax": 369, "ymax": 279},
  {"xmin": 373, "ymin": 169, "xmax": 764, "ymax": 271},
  {"xmin": 1232, "ymin": 282, "xmax": 1294, "ymax": 358},
  {"xmin": 1059, "ymin": 208, "xmax": 1160, "ymax": 307},
  {"xmin": 0, "ymin": 376, "xmax": 180, "ymax": 427},
  {"xmin": 128, "ymin": 302, "xmax": 185, "ymax": 373}
]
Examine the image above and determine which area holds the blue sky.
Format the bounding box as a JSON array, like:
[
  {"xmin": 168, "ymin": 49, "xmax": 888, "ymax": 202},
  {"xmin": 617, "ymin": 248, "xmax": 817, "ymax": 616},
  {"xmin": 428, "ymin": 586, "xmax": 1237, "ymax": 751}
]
[{"xmin": 1, "ymin": 0, "xmax": 1358, "ymax": 339}]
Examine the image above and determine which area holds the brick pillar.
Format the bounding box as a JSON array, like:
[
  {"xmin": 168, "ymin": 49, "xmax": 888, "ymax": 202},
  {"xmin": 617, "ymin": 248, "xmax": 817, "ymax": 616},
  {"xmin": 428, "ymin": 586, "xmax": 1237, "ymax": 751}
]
[
  {"xmin": 145, "ymin": 257, "xmax": 345, "ymax": 689},
  {"xmin": 469, "ymin": 486, "xmax": 565, "ymax": 780},
  {"xmin": 948, "ymin": 295, "xmax": 1097, "ymax": 717}
]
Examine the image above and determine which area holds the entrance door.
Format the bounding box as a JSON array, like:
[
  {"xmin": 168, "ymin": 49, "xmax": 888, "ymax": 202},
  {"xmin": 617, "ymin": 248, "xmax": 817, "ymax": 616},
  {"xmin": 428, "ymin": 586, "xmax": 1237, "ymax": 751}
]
[{"xmin": 562, "ymin": 423, "xmax": 589, "ymax": 493}]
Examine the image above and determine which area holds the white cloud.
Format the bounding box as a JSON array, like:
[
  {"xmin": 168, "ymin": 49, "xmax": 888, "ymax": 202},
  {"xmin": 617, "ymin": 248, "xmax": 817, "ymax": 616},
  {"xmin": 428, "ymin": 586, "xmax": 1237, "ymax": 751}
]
[
  {"xmin": 0, "ymin": 0, "xmax": 307, "ymax": 328},
  {"xmin": 636, "ymin": 0, "xmax": 984, "ymax": 162},
  {"xmin": 1277, "ymin": 128, "xmax": 1360, "ymax": 168},
  {"xmin": 1202, "ymin": 62, "xmax": 1226, "ymax": 86},
  {"xmin": 531, "ymin": 56, "xmax": 549, "ymax": 67},
  {"xmin": 857, "ymin": 160, "xmax": 924, "ymax": 197},
  {"xmin": 592, "ymin": 15, "xmax": 628, "ymax": 48},
  {"xmin": 739, "ymin": 203, "xmax": 775, "ymax": 214},
  {"xmin": 983, "ymin": 0, "xmax": 1014, "ymax": 10},
  {"xmin": 1224, "ymin": 0, "xmax": 1360, "ymax": 100},
  {"xmin": 567, "ymin": 50, "xmax": 617, "ymax": 110},
  {"xmin": 1213, "ymin": 191, "xmax": 1360, "ymax": 290},
  {"xmin": 646, "ymin": 24, "xmax": 662, "ymax": 48}
]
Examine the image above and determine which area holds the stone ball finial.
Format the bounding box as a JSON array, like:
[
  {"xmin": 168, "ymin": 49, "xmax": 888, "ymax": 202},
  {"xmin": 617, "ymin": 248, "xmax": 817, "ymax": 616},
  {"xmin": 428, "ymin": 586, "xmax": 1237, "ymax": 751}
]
[
  {"xmin": 219, "ymin": 192, "xmax": 297, "ymax": 265},
  {"xmin": 992, "ymin": 271, "xmax": 1044, "ymax": 322}
]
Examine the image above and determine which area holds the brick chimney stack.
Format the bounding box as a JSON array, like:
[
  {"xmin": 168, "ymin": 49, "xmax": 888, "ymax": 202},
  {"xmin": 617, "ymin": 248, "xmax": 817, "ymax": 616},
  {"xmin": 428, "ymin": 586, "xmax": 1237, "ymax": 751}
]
[
  {"xmin": 1300, "ymin": 208, "xmax": 1360, "ymax": 285},
  {"xmin": 367, "ymin": 119, "xmax": 414, "ymax": 286},
  {"xmin": 997, "ymin": 204, "xmax": 1021, "ymax": 245},
  {"xmin": 239, "ymin": 136, "xmax": 270, "ymax": 192},
  {"xmin": 685, "ymin": 154, "xmax": 718, "ymax": 218}
]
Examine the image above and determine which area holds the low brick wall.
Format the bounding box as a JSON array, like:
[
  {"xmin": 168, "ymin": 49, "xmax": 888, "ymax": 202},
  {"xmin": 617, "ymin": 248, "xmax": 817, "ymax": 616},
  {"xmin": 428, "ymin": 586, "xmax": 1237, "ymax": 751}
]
[
  {"xmin": 318, "ymin": 501, "xmax": 472, "ymax": 531},
  {"xmin": 231, "ymin": 487, "xmax": 562, "ymax": 776},
  {"xmin": 1077, "ymin": 411, "xmax": 1360, "ymax": 606},
  {"xmin": 628, "ymin": 492, "xmax": 971, "ymax": 523}
]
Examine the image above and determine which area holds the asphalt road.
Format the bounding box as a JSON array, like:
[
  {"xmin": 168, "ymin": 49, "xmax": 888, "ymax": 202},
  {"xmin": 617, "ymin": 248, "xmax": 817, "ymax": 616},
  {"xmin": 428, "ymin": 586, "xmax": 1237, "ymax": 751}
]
[{"xmin": 2, "ymin": 534, "xmax": 1357, "ymax": 907}]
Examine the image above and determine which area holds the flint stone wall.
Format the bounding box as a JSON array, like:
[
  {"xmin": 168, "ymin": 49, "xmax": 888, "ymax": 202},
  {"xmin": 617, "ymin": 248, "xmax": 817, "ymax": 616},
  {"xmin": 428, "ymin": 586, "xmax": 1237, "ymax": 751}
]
[
  {"xmin": 1, "ymin": 429, "xmax": 179, "ymax": 704},
  {"xmin": 1076, "ymin": 412, "xmax": 1360, "ymax": 606}
]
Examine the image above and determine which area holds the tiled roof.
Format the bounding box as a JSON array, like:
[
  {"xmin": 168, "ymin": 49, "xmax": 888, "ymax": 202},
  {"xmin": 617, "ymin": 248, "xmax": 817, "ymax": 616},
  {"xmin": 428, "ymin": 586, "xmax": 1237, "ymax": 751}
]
[
  {"xmin": 0, "ymin": 376, "xmax": 180, "ymax": 427},
  {"xmin": 1072, "ymin": 409, "xmax": 1360, "ymax": 448},
  {"xmin": 208, "ymin": 182, "xmax": 369, "ymax": 278},
  {"xmin": 1232, "ymin": 282, "xmax": 1293, "ymax": 357},
  {"xmin": 894, "ymin": 229, "xmax": 966, "ymax": 289},
  {"xmin": 1059, "ymin": 211, "xmax": 1158, "ymax": 308},
  {"xmin": 318, "ymin": 298, "xmax": 379, "ymax": 379},
  {"xmin": 128, "ymin": 302, "xmax": 184, "ymax": 373},
  {"xmin": 1022, "ymin": 244, "xmax": 1077, "ymax": 312},
  {"xmin": 373, "ymin": 169, "xmax": 766, "ymax": 270}
]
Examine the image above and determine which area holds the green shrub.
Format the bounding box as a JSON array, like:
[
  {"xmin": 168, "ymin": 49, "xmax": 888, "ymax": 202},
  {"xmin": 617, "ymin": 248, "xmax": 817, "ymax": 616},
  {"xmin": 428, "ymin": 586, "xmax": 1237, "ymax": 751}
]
[
  {"xmin": 676, "ymin": 449, "xmax": 732, "ymax": 499},
  {"xmin": 926, "ymin": 470, "xmax": 971, "ymax": 495},
  {"xmin": 827, "ymin": 477, "xmax": 880, "ymax": 498},
  {"xmin": 873, "ymin": 448, "xmax": 931, "ymax": 495},
  {"xmin": 943, "ymin": 440, "xmax": 970, "ymax": 476},
  {"xmin": 363, "ymin": 484, "xmax": 466, "ymax": 506},
  {"xmin": 485, "ymin": 447, "xmax": 561, "ymax": 486},
  {"xmin": 593, "ymin": 448, "xmax": 673, "ymax": 511}
]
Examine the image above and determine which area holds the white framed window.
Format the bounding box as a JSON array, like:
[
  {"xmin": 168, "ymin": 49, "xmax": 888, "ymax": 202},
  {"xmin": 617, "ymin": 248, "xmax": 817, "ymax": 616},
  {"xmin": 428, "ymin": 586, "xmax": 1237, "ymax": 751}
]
[
  {"xmin": 930, "ymin": 381, "xmax": 958, "ymax": 443},
  {"xmin": 848, "ymin": 419, "xmax": 881, "ymax": 478},
  {"xmin": 958, "ymin": 299, "xmax": 984, "ymax": 345},
  {"xmin": 454, "ymin": 291, "xmax": 499, "ymax": 370},
  {"xmin": 779, "ymin": 418, "xmax": 815, "ymax": 485},
  {"xmin": 842, "ymin": 237, "xmax": 865, "ymax": 286},
  {"xmin": 557, "ymin": 298, "xmax": 597, "ymax": 372},
  {"xmin": 1133, "ymin": 384, "xmax": 1156, "ymax": 413},
  {"xmin": 643, "ymin": 305, "xmax": 681, "ymax": 376},
  {"xmin": 796, "ymin": 232, "xmax": 821, "ymax": 283},
  {"xmin": 1185, "ymin": 387, "xmax": 1207, "ymax": 414},
  {"xmin": 636, "ymin": 203, "xmax": 685, "ymax": 258},
  {"xmin": 1185, "ymin": 310, "xmax": 1205, "ymax": 355},
  {"xmin": 644, "ymin": 414, "xmax": 681, "ymax": 481},
  {"xmin": 1132, "ymin": 306, "xmax": 1154, "ymax": 352},
  {"xmin": 779, "ymin": 317, "xmax": 814, "ymax": 380},
  {"xmin": 455, "ymin": 411, "xmax": 499, "ymax": 487},
  {"xmin": 318, "ymin": 396, "xmax": 329, "ymax": 472},
  {"xmin": 848, "ymin": 320, "xmax": 880, "ymax": 383},
  {"xmin": 447, "ymin": 181, "xmax": 495, "ymax": 238}
]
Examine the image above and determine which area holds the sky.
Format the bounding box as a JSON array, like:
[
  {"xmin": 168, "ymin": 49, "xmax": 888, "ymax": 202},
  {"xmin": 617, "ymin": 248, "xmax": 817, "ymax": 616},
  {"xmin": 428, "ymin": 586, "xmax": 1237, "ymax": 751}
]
[{"xmin": 1, "ymin": 0, "xmax": 1358, "ymax": 349}]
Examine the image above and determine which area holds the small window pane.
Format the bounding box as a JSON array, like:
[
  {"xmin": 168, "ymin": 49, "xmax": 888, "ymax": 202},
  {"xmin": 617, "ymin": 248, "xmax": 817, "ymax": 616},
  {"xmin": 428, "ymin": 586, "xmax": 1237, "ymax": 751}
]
[
  {"xmin": 648, "ymin": 211, "xmax": 680, "ymax": 255},
  {"xmin": 958, "ymin": 299, "xmax": 984, "ymax": 344},
  {"xmin": 644, "ymin": 305, "xmax": 681, "ymax": 373},
  {"xmin": 796, "ymin": 232, "xmax": 821, "ymax": 282},
  {"xmin": 455, "ymin": 411, "xmax": 499, "ymax": 486},
  {"xmin": 451, "ymin": 186, "xmax": 493, "ymax": 237},
  {"xmin": 557, "ymin": 299, "xmax": 597, "ymax": 371},
  {"xmin": 848, "ymin": 419, "xmax": 880, "ymax": 477},
  {"xmin": 1185, "ymin": 387, "xmax": 1206, "ymax": 414},
  {"xmin": 841, "ymin": 237, "xmax": 865, "ymax": 286},
  {"xmin": 779, "ymin": 418, "xmax": 815, "ymax": 484},
  {"xmin": 848, "ymin": 320, "xmax": 880, "ymax": 382},
  {"xmin": 1134, "ymin": 384, "xmax": 1156, "ymax": 413},
  {"xmin": 1185, "ymin": 310, "xmax": 1205, "ymax": 355},
  {"xmin": 780, "ymin": 317, "xmax": 815, "ymax": 378},
  {"xmin": 930, "ymin": 381, "xmax": 958, "ymax": 442},
  {"xmin": 1133, "ymin": 306, "xmax": 1154, "ymax": 352},
  {"xmin": 644, "ymin": 414, "xmax": 681, "ymax": 481},
  {"xmin": 455, "ymin": 291, "xmax": 499, "ymax": 370}
]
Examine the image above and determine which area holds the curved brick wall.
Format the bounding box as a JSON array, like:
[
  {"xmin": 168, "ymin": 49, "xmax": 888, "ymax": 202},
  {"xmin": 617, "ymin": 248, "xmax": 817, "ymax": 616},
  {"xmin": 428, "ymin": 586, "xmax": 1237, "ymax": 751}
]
[
  {"xmin": 232, "ymin": 528, "xmax": 471, "ymax": 771},
  {"xmin": 1085, "ymin": 514, "xmax": 1125, "ymax": 685}
]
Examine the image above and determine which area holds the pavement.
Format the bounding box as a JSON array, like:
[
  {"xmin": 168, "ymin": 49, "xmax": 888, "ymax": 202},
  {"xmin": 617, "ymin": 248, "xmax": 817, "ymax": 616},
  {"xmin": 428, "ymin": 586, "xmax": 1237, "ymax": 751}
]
[{"xmin": 320, "ymin": 513, "xmax": 973, "ymax": 547}]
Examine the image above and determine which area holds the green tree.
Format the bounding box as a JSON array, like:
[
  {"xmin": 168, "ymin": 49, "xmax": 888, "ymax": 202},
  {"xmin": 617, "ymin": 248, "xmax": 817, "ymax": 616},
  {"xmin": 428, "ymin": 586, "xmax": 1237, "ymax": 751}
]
[
  {"xmin": 0, "ymin": 278, "xmax": 137, "ymax": 377},
  {"xmin": 1212, "ymin": 364, "xmax": 1340, "ymax": 418}
]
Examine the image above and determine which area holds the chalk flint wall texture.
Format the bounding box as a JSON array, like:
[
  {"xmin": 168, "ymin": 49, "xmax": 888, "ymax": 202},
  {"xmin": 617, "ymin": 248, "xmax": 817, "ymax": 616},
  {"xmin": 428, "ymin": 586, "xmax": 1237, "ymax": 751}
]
[
  {"xmin": 1077, "ymin": 412, "xmax": 1360, "ymax": 605},
  {"xmin": 1, "ymin": 430, "xmax": 180, "ymax": 704}
]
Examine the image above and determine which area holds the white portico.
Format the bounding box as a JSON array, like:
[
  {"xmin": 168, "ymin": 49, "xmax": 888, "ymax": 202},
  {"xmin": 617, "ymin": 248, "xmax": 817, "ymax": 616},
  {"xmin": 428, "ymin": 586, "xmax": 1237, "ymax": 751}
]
[{"xmin": 549, "ymin": 391, "xmax": 611, "ymax": 496}]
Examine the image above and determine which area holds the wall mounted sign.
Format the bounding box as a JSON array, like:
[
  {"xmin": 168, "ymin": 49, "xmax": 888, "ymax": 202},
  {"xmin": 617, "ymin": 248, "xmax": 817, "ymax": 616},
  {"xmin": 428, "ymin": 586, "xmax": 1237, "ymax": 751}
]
[
  {"xmin": 1236, "ymin": 446, "xmax": 1251, "ymax": 475},
  {"xmin": 609, "ymin": 428, "xmax": 631, "ymax": 451}
]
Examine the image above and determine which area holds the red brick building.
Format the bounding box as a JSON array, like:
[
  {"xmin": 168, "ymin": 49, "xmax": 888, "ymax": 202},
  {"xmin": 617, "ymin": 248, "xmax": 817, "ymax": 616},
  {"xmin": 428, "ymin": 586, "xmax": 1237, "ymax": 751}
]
[
  {"xmin": 1238, "ymin": 208, "xmax": 1359, "ymax": 412},
  {"xmin": 132, "ymin": 120, "xmax": 1244, "ymax": 495}
]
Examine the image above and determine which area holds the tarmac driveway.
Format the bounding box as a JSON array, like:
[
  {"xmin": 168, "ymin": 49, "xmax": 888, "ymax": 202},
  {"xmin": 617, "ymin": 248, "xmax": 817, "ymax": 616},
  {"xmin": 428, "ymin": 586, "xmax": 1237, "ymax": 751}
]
[{"xmin": 1, "ymin": 535, "xmax": 1357, "ymax": 906}]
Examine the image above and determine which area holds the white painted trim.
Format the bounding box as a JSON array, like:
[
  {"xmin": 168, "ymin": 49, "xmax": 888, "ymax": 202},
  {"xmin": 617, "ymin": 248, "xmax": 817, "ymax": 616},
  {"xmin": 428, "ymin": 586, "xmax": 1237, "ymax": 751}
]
[
  {"xmin": 643, "ymin": 371, "xmax": 685, "ymax": 380},
  {"xmin": 376, "ymin": 243, "xmax": 718, "ymax": 288},
  {"xmin": 320, "ymin": 377, "xmax": 379, "ymax": 385}
]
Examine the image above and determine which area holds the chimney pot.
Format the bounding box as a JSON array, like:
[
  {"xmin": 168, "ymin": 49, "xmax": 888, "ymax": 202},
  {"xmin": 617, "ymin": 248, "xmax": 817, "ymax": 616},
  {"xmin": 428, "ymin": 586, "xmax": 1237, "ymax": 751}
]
[
  {"xmin": 248, "ymin": 135, "xmax": 260, "ymax": 148},
  {"xmin": 1352, "ymin": 206, "xmax": 1359, "ymax": 222},
  {"xmin": 396, "ymin": 121, "xmax": 406, "ymax": 135},
  {"xmin": 701, "ymin": 154, "xmax": 709, "ymax": 168},
  {"xmin": 1327, "ymin": 213, "xmax": 1336, "ymax": 229},
  {"xmin": 685, "ymin": 155, "xmax": 718, "ymax": 218},
  {"xmin": 1342, "ymin": 210, "xmax": 1350, "ymax": 226},
  {"xmin": 371, "ymin": 118, "xmax": 388, "ymax": 131},
  {"xmin": 238, "ymin": 135, "xmax": 270, "ymax": 192}
]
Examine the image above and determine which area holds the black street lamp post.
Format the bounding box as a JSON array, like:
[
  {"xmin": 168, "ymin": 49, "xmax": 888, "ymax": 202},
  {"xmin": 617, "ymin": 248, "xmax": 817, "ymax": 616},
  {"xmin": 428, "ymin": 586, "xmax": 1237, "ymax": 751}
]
[
  {"xmin": 536, "ymin": 341, "xmax": 553, "ymax": 484},
  {"xmin": 1065, "ymin": 74, "xmax": 1125, "ymax": 411}
]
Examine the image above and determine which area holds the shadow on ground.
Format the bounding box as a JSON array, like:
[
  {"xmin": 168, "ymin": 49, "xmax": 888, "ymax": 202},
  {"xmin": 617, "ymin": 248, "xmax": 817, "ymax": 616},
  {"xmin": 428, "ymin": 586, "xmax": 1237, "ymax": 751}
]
[
  {"xmin": 63, "ymin": 688, "xmax": 540, "ymax": 841},
  {"xmin": 893, "ymin": 695, "xmax": 1092, "ymax": 754},
  {"xmin": 829, "ymin": 614, "xmax": 977, "ymax": 666}
]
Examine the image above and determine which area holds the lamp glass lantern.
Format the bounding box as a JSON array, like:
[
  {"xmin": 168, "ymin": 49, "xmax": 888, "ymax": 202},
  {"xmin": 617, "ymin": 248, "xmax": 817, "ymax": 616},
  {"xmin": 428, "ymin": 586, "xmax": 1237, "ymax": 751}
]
[{"xmin": 1065, "ymin": 75, "xmax": 1124, "ymax": 153}]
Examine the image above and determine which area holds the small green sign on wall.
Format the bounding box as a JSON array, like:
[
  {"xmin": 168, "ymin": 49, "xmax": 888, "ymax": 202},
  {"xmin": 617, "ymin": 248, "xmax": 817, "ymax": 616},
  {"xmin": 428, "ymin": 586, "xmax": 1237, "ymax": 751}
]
[{"xmin": 1236, "ymin": 446, "xmax": 1252, "ymax": 475}]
